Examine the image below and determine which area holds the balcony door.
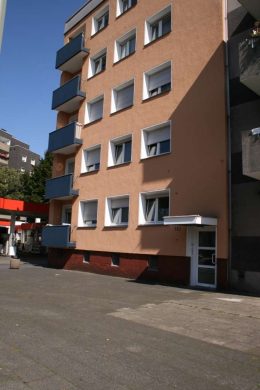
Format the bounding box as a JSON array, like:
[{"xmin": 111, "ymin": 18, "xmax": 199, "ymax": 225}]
[{"xmin": 65, "ymin": 158, "xmax": 75, "ymax": 175}]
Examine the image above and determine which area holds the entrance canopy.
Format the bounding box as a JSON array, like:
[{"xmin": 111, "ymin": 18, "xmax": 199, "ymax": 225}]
[{"xmin": 164, "ymin": 215, "xmax": 217, "ymax": 226}]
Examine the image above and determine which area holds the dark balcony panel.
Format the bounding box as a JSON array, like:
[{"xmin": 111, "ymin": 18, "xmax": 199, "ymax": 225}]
[
  {"xmin": 56, "ymin": 33, "xmax": 89, "ymax": 73},
  {"xmin": 45, "ymin": 174, "xmax": 78, "ymax": 200},
  {"xmin": 239, "ymin": 37, "xmax": 260, "ymax": 96},
  {"xmin": 52, "ymin": 76, "xmax": 86, "ymax": 113},
  {"xmin": 48, "ymin": 122, "xmax": 82, "ymax": 154},
  {"xmin": 42, "ymin": 225, "xmax": 75, "ymax": 248},
  {"xmin": 237, "ymin": 0, "xmax": 260, "ymax": 20},
  {"xmin": 242, "ymin": 129, "xmax": 260, "ymax": 179}
]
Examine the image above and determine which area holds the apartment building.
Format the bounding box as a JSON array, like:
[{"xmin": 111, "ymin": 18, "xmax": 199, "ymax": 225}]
[
  {"xmin": 228, "ymin": 0, "xmax": 260, "ymax": 294},
  {"xmin": 43, "ymin": 0, "xmax": 229, "ymax": 290},
  {"xmin": 0, "ymin": 128, "xmax": 40, "ymax": 173}
]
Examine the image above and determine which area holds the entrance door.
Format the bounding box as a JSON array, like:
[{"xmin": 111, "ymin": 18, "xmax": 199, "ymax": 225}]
[{"xmin": 190, "ymin": 227, "xmax": 217, "ymax": 288}]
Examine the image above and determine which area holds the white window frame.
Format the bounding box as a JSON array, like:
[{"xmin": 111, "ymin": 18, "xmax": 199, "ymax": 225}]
[
  {"xmin": 78, "ymin": 199, "xmax": 98, "ymax": 227},
  {"xmin": 62, "ymin": 204, "xmax": 72, "ymax": 224},
  {"xmin": 105, "ymin": 195, "xmax": 129, "ymax": 227},
  {"xmin": 85, "ymin": 95, "xmax": 104, "ymax": 124},
  {"xmin": 141, "ymin": 121, "xmax": 171, "ymax": 159},
  {"xmin": 22, "ymin": 156, "xmax": 27, "ymax": 163},
  {"xmin": 91, "ymin": 5, "xmax": 109, "ymax": 36},
  {"xmin": 88, "ymin": 48, "xmax": 107, "ymax": 78},
  {"xmin": 139, "ymin": 189, "xmax": 170, "ymax": 225},
  {"xmin": 114, "ymin": 29, "xmax": 136, "ymax": 63},
  {"xmin": 144, "ymin": 5, "xmax": 171, "ymax": 45},
  {"xmin": 111, "ymin": 79, "xmax": 134, "ymax": 113},
  {"xmin": 31, "ymin": 159, "xmax": 36, "ymax": 166},
  {"xmin": 81, "ymin": 144, "xmax": 101, "ymax": 173},
  {"xmin": 116, "ymin": 0, "xmax": 137, "ymax": 17},
  {"xmin": 143, "ymin": 61, "xmax": 171, "ymax": 100},
  {"xmin": 108, "ymin": 134, "xmax": 132, "ymax": 167}
]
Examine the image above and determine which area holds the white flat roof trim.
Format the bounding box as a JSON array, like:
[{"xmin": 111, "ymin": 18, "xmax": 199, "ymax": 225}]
[
  {"xmin": 164, "ymin": 215, "xmax": 218, "ymax": 226},
  {"xmin": 65, "ymin": 0, "xmax": 104, "ymax": 34}
]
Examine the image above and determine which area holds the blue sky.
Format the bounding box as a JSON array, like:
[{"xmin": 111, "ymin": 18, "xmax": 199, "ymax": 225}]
[{"xmin": 0, "ymin": 0, "xmax": 85, "ymax": 158}]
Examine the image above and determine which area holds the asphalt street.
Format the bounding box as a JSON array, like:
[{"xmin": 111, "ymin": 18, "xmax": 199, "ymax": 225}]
[{"xmin": 0, "ymin": 258, "xmax": 259, "ymax": 389}]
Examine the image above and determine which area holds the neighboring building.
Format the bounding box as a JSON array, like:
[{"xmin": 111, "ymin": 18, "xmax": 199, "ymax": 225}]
[
  {"xmin": 228, "ymin": 0, "xmax": 260, "ymax": 294},
  {"xmin": 43, "ymin": 0, "xmax": 230, "ymax": 290},
  {"xmin": 0, "ymin": 129, "xmax": 40, "ymax": 173}
]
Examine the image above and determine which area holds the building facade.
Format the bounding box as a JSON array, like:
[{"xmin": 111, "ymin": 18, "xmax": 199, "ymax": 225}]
[
  {"xmin": 43, "ymin": 0, "xmax": 229, "ymax": 290},
  {"xmin": 228, "ymin": 0, "xmax": 260, "ymax": 294},
  {"xmin": 0, "ymin": 129, "xmax": 40, "ymax": 172}
]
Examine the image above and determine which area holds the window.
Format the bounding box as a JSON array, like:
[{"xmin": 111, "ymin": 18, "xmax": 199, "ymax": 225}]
[
  {"xmin": 108, "ymin": 135, "xmax": 132, "ymax": 166},
  {"xmin": 62, "ymin": 205, "xmax": 72, "ymax": 224},
  {"xmin": 148, "ymin": 255, "xmax": 158, "ymax": 271},
  {"xmin": 22, "ymin": 156, "xmax": 27, "ymax": 162},
  {"xmin": 144, "ymin": 6, "xmax": 171, "ymax": 45},
  {"xmin": 114, "ymin": 29, "xmax": 136, "ymax": 63},
  {"xmin": 82, "ymin": 145, "xmax": 101, "ymax": 173},
  {"xmin": 85, "ymin": 96, "xmax": 104, "ymax": 124},
  {"xmin": 31, "ymin": 159, "xmax": 36, "ymax": 166},
  {"xmin": 92, "ymin": 6, "xmax": 109, "ymax": 35},
  {"xmin": 105, "ymin": 196, "xmax": 129, "ymax": 226},
  {"xmin": 20, "ymin": 168, "xmax": 25, "ymax": 173},
  {"xmin": 79, "ymin": 200, "xmax": 98, "ymax": 227},
  {"xmin": 139, "ymin": 190, "xmax": 169, "ymax": 225},
  {"xmin": 111, "ymin": 253, "xmax": 120, "ymax": 267},
  {"xmin": 88, "ymin": 49, "xmax": 107, "ymax": 78},
  {"xmin": 117, "ymin": 0, "xmax": 137, "ymax": 16},
  {"xmin": 143, "ymin": 62, "xmax": 171, "ymax": 100},
  {"xmin": 111, "ymin": 80, "xmax": 134, "ymax": 113},
  {"xmin": 141, "ymin": 122, "xmax": 171, "ymax": 159}
]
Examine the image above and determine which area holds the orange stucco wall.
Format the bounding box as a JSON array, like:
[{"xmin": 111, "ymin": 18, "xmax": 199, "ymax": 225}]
[{"xmin": 50, "ymin": 0, "xmax": 228, "ymax": 259}]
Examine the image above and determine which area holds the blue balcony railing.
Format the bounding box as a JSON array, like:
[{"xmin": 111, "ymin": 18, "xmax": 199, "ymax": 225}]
[
  {"xmin": 56, "ymin": 33, "xmax": 89, "ymax": 73},
  {"xmin": 45, "ymin": 174, "xmax": 78, "ymax": 200},
  {"xmin": 48, "ymin": 122, "xmax": 82, "ymax": 154},
  {"xmin": 42, "ymin": 225, "xmax": 75, "ymax": 248},
  {"xmin": 52, "ymin": 76, "xmax": 86, "ymax": 113}
]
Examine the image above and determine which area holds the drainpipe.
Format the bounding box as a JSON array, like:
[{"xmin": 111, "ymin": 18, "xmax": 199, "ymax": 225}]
[{"xmin": 223, "ymin": 0, "xmax": 232, "ymax": 289}]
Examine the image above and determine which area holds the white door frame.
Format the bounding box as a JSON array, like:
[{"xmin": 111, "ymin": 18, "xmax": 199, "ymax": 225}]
[{"xmin": 187, "ymin": 226, "xmax": 217, "ymax": 288}]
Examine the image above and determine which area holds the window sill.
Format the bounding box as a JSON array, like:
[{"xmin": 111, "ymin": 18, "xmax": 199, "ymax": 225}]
[
  {"xmin": 80, "ymin": 170, "xmax": 100, "ymax": 177},
  {"xmin": 84, "ymin": 117, "xmax": 103, "ymax": 127},
  {"xmin": 140, "ymin": 151, "xmax": 171, "ymax": 161},
  {"xmin": 107, "ymin": 161, "xmax": 131, "ymax": 169},
  {"xmin": 103, "ymin": 225, "xmax": 128, "ymax": 230},
  {"xmin": 142, "ymin": 89, "xmax": 171, "ymax": 103},
  {"xmin": 90, "ymin": 25, "xmax": 109, "ymax": 39},
  {"xmin": 113, "ymin": 51, "xmax": 135, "ymax": 66},
  {"xmin": 144, "ymin": 31, "xmax": 172, "ymax": 48},
  {"xmin": 138, "ymin": 222, "xmax": 164, "ymax": 227},
  {"xmin": 87, "ymin": 69, "xmax": 106, "ymax": 81},
  {"xmin": 110, "ymin": 104, "xmax": 133, "ymax": 116},
  {"xmin": 77, "ymin": 225, "xmax": 97, "ymax": 229}
]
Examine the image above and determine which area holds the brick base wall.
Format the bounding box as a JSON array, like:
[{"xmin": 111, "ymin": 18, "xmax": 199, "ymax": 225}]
[{"xmin": 48, "ymin": 249, "xmax": 191, "ymax": 286}]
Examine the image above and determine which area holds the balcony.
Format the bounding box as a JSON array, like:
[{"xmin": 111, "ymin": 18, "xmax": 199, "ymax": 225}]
[
  {"xmin": 237, "ymin": 0, "xmax": 260, "ymax": 20},
  {"xmin": 0, "ymin": 141, "xmax": 10, "ymax": 154},
  {"xmin": 239, "ymin": 37, "xmax": 260, "ymax": 95},
  {"xmin": 242, "ymin": 128, "xmax": 260, "ymax": 180},
  {"xmin": 48, "ymin": 122, "xmax": 82, "ymax": 154},
  {"xmin": 42, "ymin": 225, "xmax": 75, "ymax": 248},
  {"xmin": 56, "ymin": 33, "xmax": 89, "ymax": 73},
  {"xmin": 0, "ymin": 154, "xmax": 8, "ymax": 166},
  {"xmin": 52, "ymin": 76, "xmax": 86, "ymax": 113},
  {"xmin": 45, "ymin": 174, "xmax": 78, "ymax": 200}
]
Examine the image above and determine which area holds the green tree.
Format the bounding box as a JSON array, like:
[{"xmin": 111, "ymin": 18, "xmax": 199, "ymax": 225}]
[
  {"xmin": 0, "ymin": 167, "xmax": 25, "ymax": 199},
  {"xmin": 23, "ymin": 152, "xmax": 53, "ymax": 203}
]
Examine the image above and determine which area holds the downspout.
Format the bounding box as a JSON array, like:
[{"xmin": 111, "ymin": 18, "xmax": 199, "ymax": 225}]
[{"xmin": 223, "ymin": 0, "xmax": 232, "ymax": 289}]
